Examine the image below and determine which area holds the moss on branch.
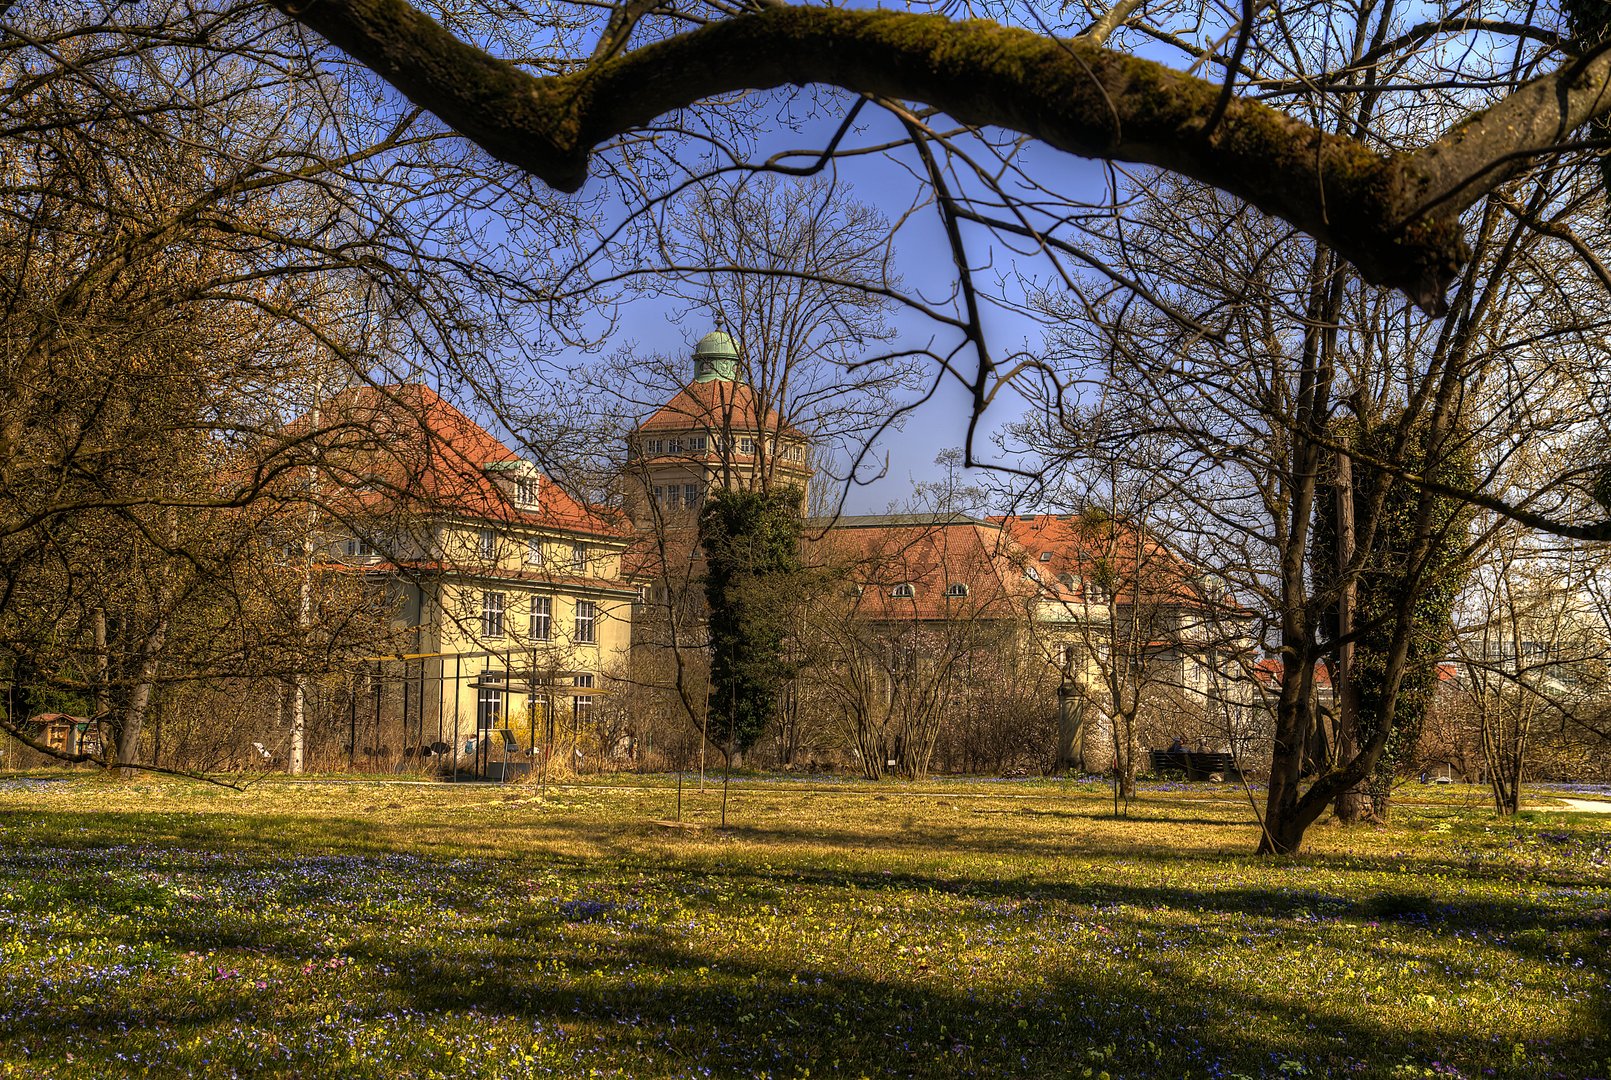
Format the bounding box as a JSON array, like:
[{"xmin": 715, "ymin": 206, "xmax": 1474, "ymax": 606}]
[{"xmin": 271, "ymin": 0, "xmax": 1611, "ymax": 311}]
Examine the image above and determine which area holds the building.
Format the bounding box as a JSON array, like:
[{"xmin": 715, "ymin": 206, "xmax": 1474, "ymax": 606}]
[
  {"xmin": 614, "ymin": 332, "xmax": 1259, "ymax": 774},
  {"xmin": 310, "ymin": 384, "xmax": 638, "ymax": 770},
  {"xmin": 799, "ymin": 513, "xmax": 1072, "ymax": 776},
  {"xmin": 623, "ymin": 329, "xmax": 812, "ymax": 526}
]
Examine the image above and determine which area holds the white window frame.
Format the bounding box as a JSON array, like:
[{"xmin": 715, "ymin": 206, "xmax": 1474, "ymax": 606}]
[
  {"xmin": 481, "ymin": 591, "xmax": 506, "ymax": 638},
  {"xmin": 945, "ymin": 582, "xmax": 969, "ymax": 598},
  {"xmin": 479, "ymin": 528, "xmax": 496, "ymax": 560},
  {"xmin": 530, "ymin": 596, "xmax": 551, "ymax": 641},
  {"xmin": 575, "ymin": 599, "xmax": 597, "ymax": 644},
  {"xmin": 574, "ymin": 672, "xmax": 596, "ymax": 720},
  {"xmin": 477, "ymin": 673, "xmax": 504, "ymax": 732},
  {"xmin": 891, "ymin": 583, "xmax": 915, "ymax": 599},
  {"xmin": 572, "ymin": 543, "xmax": 588, "ymax": 572}
]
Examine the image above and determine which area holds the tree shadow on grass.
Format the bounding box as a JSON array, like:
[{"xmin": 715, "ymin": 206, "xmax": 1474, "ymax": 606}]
[
  {"xmin": 371, "ymin": 926, "xmax": 1594, "ymax": 1080},
  {"xmin": 0, "ymin": 842, "xmax": 1603, "ymax": 1078}
]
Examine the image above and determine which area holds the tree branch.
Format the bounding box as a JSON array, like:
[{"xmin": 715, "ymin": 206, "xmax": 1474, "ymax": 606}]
[{"xmin": 269, "ymin": 0, "xmax": 1611, "ymax": 314}]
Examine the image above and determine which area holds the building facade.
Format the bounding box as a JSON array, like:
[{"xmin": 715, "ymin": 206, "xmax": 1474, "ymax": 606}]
[{"xmin": 315, "ymin": 385, "xmax": 637, "ymax": 770}]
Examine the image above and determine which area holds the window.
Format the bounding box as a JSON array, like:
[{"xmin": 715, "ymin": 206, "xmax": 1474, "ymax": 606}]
[
  {"xmin": 739, "ymin": 436, "xmax": 756, "ymax": 454},
  {"xmin": 514, "ymin": 477, "xmax": 539, "ymax": 506},
  {"xmin": 1039, "ymin": 551, "xmax": 1053, "ymax": 562},
  {"xmin": 575, "ymin": 600, "xmax": 597, "ymax": 644},
  {"xmin": 687, "ymin": 434, "xmax": 707, "ymax": 452},
  {"xmin": 530, "ymin": 596, "xmax": 551, "ymax": 641},
  {"xmin": 572, "ymin": 543, "xmax": 588, "ymax": 572},
  {"xmin": 481, "ymin": 591, "xmax": 506, "ymax": 638},
  {"xmin": 667, "ymin": 436, "xmax": 682, "ymax": 453},
  {"xmin": 945, "ymin": 582, "xmax": 969, "ymax": 598},
  {"xmin": 683, "ymin": 483, "xmax": 699, "ymax": 508},
  {"xmin": 891, "ymin": 583, "xmax": 915, "ymax": 598},
  {"xmin": 344, "ymin": 536, "xmax": 375, "ymax": 558},
  {"xmin": 527, "ymin": 537, "xmax": 543, "ymax": 564},
  {"xmin": 477, "ymin": 671, "xmax": 504, "ymax": 732},
  {"xmin": 1025, "ymin": 566, "xmax": 1042, "ymax": 583},
  {"xmin": 652, "ymin": 485, "xmax": 666, "ymax": 507},
  {"xmin": 574, "ymin": 672, "xmax": 595, "ymax": 721},
  {"xmin": 479, "ymin": 529, "xmax": 496, "ymax": 560}
]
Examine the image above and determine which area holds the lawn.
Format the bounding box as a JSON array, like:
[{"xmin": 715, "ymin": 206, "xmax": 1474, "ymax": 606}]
[{"xmin": 0, "ymin": 773, "xmax": 1603, "ymax": 1079}]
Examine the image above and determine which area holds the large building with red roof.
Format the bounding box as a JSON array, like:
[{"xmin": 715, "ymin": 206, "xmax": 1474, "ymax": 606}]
[
  {"xmin": 615, "ymin": 331, "xmax": 1259, "ymax": 774},
  {"xmin": 309, "ymin": 384, "xmax": 639, "ymax": 767}
]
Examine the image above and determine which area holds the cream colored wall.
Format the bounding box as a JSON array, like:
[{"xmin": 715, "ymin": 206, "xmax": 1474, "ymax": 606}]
[
  {"xmin": 331, "ymin": 516, "xmax": 634, "ymax": 753},
  {"xmin": 443, "ymin": 522, "xmax": 622, "ymax": 581}
]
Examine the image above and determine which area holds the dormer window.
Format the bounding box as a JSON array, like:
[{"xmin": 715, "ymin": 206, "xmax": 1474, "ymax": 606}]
[
  {"xmin": 945, "ymin": 582, "xmax": 969, "ymax": 598},
  {"xmin": 891, "ymin": 583, "xmax": 915, "ymax": 598},
  {"xmin": 483, "ymin": 460, "xmax": 541, "ymax": 508},
  {"xmin": 1039, "ymin": 551, "xmax": 1053, "ymax": 562},
  {"xmin": 344, "ymin": 537, "xmax": 376, "ymax": 559}
]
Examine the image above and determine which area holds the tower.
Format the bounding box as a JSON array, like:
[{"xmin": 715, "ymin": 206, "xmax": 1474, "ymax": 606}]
[{"xmin": 625, "ymin": 330, "xmax": 813, "ymax": 526}]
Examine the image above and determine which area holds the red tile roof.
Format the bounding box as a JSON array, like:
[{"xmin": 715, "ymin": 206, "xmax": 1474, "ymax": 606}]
[
  {"xmin": 992, "ymin": 513, "xmax": 1226, "ymax": 610},
  {"xmin": 807, "ymin": 516, "xmax": 1040, "ymax": 622},
  {"xmin": 636, "ymin": 380, "xmax": 801, "ymax": 439},
  {"xmin": 303, "ymin": 384, "xmax": 628, "ymax": 539}
]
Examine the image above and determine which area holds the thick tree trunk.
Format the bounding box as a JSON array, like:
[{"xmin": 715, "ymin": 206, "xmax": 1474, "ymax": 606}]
[{"xmin": 114, "ymin": 619, "xmax": 167, "ymax": 777}]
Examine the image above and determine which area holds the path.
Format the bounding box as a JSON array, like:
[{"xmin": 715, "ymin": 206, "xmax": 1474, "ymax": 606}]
[{"xmin": 1539, "ymin": 797, "xmax": 1611, "ymax": 814}]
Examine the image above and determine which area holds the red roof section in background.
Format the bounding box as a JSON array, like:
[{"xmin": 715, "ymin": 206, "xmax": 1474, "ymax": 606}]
[
  {"xmin": 807, "ymin": 517, "xmax": 1039, "ymax": 622},
  {"xmin": 993, "ymin": 513, "xmax": 1226, "ymax": 610}
]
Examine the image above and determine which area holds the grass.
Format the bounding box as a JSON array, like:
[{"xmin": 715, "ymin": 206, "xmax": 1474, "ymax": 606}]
[{"xmin": 0, "ymin": 773, "xmax": 1603, "ymax": 1079}]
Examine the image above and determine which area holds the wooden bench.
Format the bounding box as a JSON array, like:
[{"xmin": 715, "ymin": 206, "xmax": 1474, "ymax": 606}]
[{"xmin": 1148, "ymin": 749, "xmax": 1238, "ymax": 781}]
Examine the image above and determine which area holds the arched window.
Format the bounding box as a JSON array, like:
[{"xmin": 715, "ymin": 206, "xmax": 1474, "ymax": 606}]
[
  {"xmin": 945, "ymin": 582, "xmax": 969, "ymax": 598},
  {"xmin": 890, "ymin": 583, "xmax": 915, "ymax": 599}
]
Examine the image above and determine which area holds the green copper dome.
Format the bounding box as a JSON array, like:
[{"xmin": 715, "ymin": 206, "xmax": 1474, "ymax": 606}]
[{"xmin": 692, "ymin": 330, "xmax": 741, "ymax": 383}]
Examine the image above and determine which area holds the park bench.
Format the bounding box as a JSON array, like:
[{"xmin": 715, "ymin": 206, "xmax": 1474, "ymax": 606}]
[{"xmin": 1148, "ymin": 749, "xmax": 1238, "ymax": 781}]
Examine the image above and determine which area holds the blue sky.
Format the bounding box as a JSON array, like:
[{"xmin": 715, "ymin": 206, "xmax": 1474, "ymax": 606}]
[{"xmin": 523, "ymin": 100, "xmax": 1113, "ymax": 513}]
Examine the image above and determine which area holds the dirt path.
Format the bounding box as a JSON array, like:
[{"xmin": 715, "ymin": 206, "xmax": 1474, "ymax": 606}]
[{"xmin": 1538, "ymin": 797, "xmax": 1611, "ymax": 814}]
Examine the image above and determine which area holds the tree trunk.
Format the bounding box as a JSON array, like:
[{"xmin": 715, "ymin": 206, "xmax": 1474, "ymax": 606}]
[
  {"xmin": 115, "ymin": 619, "xmax": 167, "ymax": 777},
  {"xmin": 1330, "ymin": 445, "xmax": 1373, "ymax": 824}
]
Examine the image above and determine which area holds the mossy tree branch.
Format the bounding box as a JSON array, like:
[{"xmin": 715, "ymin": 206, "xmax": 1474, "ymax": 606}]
[{"xmin": 269, "ymin": 0, "xmax": 1611, "ymax": 314}]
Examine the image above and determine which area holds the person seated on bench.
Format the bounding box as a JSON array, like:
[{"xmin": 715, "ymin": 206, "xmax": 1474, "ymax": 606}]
[{"xmin": 1167, "ymin": 735, "xmax": 1187, "ymax": 754}]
